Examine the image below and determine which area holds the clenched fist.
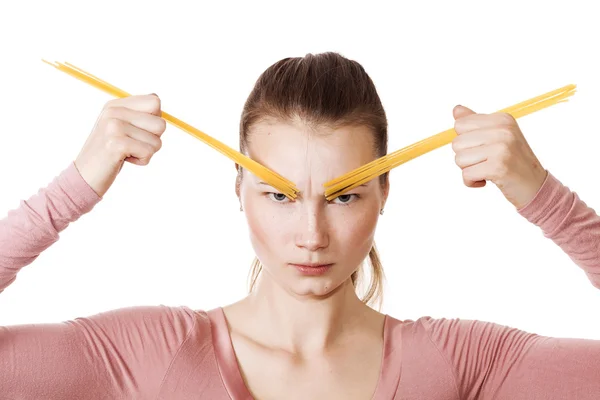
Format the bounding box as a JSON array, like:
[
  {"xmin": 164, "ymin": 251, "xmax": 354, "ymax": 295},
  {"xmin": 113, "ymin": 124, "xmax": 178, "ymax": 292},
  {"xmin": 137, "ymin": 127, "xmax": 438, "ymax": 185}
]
[
  {"xmin": 74, "ymin": 94, "xmax": 167, "ymax": 197},
  {"xmin": 451, "ymin": 105, "xmax": 548, "ymax": 209}
]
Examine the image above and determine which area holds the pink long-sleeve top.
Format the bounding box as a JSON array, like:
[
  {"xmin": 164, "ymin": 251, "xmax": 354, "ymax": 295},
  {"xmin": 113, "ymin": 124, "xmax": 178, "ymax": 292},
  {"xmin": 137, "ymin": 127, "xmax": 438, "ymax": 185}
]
[{"xmin": 1, "ymin": 162, "xmax": 599, "ymax": 399}]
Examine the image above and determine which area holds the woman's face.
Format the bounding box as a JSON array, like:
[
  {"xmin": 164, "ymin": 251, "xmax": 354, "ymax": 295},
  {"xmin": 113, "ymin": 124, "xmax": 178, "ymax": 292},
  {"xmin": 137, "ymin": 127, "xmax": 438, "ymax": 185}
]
[{"xmin": 238, "ymin": 118, "xmax": 389, "ymax": 299}]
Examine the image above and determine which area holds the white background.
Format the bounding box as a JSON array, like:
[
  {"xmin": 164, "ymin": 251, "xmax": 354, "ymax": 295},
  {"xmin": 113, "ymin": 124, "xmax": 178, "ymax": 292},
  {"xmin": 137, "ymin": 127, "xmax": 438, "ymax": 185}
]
[{"xmin": 0, "ymin": 1, "xmax": 598, "ymax": 339}]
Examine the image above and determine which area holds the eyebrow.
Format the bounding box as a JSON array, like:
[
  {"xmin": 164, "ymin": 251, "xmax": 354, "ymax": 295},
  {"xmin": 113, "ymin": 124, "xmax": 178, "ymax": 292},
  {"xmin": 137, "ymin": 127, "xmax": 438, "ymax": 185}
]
[{"xmin": 257, "ymin": 181, "xmax": 370, "ymax": 188}]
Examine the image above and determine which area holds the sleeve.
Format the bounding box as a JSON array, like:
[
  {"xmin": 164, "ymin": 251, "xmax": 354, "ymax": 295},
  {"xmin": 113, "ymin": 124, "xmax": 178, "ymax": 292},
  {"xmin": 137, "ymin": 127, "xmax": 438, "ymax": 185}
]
[
  {"xmin": 1, "ymin": 305, "xmax": 198, "ymax": 399},
  {"xmin": 0, "ymin": 161, "xmax": 102, "ymax": 293},
  {"xmin": 420, "ymin": 171, "xmax": 600, "ymax": 399},
  {"xmin": 421, "ymin": 316, "xmax": 600, "ymax": 399},
  {"xmin": 517, "ymin": 170, "xmax": 600, "ymax": 289},
  {"xmin": 0, "ymin": 163, "xmax": 197, "ymax": 398}
]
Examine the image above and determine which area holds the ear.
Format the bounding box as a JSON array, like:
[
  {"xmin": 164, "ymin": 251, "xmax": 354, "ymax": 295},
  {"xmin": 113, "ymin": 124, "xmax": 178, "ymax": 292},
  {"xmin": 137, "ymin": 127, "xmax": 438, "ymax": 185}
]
[
  {"xmin": 235, "ymin": 163, "xmax": 242, "ymax": 198},
  {"xmin": 381, "ymin": 175, "xmax": 390, "ymax": 208}
]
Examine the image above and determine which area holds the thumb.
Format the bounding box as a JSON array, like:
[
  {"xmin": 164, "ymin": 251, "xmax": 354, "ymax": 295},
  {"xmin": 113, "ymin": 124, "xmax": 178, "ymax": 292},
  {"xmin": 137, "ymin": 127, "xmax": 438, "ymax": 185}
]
[{"xmin": 453, "ymin": 105, "xmax": 476, "ymax": 120}]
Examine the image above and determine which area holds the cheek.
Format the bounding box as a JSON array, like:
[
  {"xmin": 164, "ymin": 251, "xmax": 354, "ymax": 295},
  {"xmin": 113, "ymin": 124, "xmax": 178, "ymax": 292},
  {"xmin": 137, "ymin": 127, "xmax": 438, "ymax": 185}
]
[
  {"xmin": 243, "ymin": 197, "xmax": 290, "ymax": 260},
  {"xmin": 335, "ymin": 207, "xmax": 379, "ymax": 257}
]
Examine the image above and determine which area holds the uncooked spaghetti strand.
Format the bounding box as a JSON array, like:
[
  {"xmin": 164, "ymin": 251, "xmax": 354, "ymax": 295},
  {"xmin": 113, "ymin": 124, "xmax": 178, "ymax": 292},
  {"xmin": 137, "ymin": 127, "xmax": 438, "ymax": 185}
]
[
  {"xmin": 43, "ymin": 60, "xmax": 299, "ymax": 198},
  {"xmin": 324, "ymin": 84, "xmax": 576, "ymax": 190},
  {"xmin": 323, "ymin": 85, "xmax": 576, "ymax": 199}
]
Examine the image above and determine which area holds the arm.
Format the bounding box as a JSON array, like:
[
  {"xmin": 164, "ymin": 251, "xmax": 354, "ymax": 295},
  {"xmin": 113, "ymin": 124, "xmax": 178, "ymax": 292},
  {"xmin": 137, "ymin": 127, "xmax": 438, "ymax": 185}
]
[
  {"xmin": 0, "ymin": 163, "xmax": 195, "ymax": 398},
  {"xmin": 517, "ymin": 171, "xmax": 600, "ymax": 289},
  {"xmin": 424, "ymin": 171, "xmax": 600, "ymax": 399},
  {"xmin": 0, "ymin": 162, "xmax": 101, "ymax": 293},
  {"xmin": 422, "ymin": 316, "xmax": 600, "ymax": 399}
]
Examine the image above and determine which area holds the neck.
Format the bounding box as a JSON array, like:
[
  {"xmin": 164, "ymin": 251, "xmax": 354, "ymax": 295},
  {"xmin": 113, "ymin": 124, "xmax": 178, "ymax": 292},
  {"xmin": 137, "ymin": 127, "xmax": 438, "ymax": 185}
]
[{"xmin": 242, "ymin": 273, "xmax": 379, "ymax": 355}]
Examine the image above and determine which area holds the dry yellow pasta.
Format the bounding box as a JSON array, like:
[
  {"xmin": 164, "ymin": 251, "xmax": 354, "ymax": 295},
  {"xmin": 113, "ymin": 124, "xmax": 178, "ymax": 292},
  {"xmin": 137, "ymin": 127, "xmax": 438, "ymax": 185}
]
[
  {"xmin": 42, "ymin": 60, "xmax": 300, "ymax": 200},
  {"xmin": 43, "ymin": 59, "xmax": 574, "ymax": 204},
  {"xmin": 323, "ymin": 84, "xmax": 576, "ymax": 200}
]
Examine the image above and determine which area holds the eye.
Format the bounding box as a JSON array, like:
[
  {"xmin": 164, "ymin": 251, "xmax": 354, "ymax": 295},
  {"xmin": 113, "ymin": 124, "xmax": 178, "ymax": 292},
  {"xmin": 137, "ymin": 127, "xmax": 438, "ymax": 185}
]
[
  {"xmin": 267, "ymin": 192, "xmax": 291, "ymax": 203},
  {"xmin": 266, "ymin": 192, "xmax": 359, "ymax": 205},
  {"xmin": 330, "ymin": 194, "xmax": 359, "ymax": 205}
]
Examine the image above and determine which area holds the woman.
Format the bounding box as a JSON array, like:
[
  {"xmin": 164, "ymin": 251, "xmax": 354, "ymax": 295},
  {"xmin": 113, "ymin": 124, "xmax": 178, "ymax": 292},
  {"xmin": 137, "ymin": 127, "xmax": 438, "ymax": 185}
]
[{"xmin": 1, "ymin": 52, "xmax": 599, "ymax": 399}]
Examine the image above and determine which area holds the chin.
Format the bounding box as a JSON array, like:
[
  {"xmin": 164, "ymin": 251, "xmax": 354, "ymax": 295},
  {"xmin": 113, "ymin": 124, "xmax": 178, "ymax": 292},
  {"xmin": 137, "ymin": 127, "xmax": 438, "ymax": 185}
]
[
  {"xmin": 285, "ymin": 268, "xmax": 348, "ymax": 298},
  {"xmin": 294, "ymin": 279, "xmax": 335, "ymax": 295},
  {"xmin": 260, "ymin": 261, "xmax": 354, "ymax": 298}
]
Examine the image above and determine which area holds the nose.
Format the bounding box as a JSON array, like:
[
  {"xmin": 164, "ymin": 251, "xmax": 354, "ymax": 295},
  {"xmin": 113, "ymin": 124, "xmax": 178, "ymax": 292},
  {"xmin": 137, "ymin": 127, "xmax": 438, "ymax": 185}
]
[{"xmin": 295, "ymin": 205, "xmax": 329, "ymax": 252}]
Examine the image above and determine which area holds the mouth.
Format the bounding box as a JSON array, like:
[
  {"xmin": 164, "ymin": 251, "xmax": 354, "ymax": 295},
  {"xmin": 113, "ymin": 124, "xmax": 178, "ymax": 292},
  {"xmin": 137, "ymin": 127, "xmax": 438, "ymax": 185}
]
[{"xmin": 289, "ymin": 263, "xmax": 334, "ymax": 276}]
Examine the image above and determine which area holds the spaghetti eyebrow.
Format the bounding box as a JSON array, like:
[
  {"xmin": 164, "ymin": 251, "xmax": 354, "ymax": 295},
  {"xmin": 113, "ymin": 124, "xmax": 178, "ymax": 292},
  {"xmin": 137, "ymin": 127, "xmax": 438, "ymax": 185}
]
[
  {"xmin": 258, "ymin": 181, "xmax": 370, "ymax": 188},
  {"xmin": 321, "ymin": 84, "xmax": 577, "ymax": 200},
  {"xmin": 41, "ymin": 60, "xmax": 300, "ymax": 199}
]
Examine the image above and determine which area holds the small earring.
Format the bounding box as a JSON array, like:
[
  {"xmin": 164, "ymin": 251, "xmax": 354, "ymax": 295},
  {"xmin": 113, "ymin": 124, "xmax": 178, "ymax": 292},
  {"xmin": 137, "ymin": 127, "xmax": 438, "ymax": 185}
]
[
  {"xmin": 380, "ymin": 208, "xmax": 384, "ymax": 215},
  {"xmin": 240, "ymin": 205, "xmax": 243, "ymax": 212}
]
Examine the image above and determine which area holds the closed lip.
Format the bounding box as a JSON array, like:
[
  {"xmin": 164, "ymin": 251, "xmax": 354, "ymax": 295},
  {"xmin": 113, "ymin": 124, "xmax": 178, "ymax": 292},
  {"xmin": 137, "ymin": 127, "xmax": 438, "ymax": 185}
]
[{"xmin": 290, "ymin": 263, "xmax": 333, "ymax": 268}]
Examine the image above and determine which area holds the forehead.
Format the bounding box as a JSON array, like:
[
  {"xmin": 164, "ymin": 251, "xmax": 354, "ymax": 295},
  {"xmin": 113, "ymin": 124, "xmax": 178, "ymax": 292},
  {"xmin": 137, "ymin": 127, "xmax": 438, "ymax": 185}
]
[{"xmin": 245, "ymin": 118, "xmax": 377, "ymax": 187}]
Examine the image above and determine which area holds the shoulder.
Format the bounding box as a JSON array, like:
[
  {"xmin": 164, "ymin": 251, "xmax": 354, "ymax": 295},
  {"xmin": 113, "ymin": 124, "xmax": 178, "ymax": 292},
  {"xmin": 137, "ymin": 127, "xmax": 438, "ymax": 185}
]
[
  {"xmin": 388, "ymin": 314, "xmax": 532, "ymax": 339},
  {"xmin": 72, "ymin": 304, "xmax": 215, "ymax": 350},
  {"xmin": 385, "ymin": 314, "xmax": 537, "ymax": 347},
  {"xmin": 386, "ymin": 314, "xmax": 540, "ymax": 357}
]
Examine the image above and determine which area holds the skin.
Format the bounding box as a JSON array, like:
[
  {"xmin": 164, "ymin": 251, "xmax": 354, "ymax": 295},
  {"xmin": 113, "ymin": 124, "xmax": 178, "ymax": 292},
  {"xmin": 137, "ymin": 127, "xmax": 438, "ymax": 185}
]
[
  {"xmin": 451, "ymin": 105, "xmax": 547, "ymax": 209},
  {"xmin": 225, "ymin": 117, "xmax": 390, "ymax": 399},
  {"xmin": 220, "ymin": 107, "xmax": 547, "ymax": 399},
  {"xmin": 72, "ymin": 95, "xmax": 547, "ymax": 399}
]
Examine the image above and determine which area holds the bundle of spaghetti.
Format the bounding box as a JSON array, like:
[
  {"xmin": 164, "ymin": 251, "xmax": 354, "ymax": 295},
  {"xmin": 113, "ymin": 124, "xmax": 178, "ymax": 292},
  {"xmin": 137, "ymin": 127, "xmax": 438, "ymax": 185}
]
[
  {"xmin": 323, "ymin": 84, "xmax": 577, "ymax": 200},
  {"xmin": 42, "ymin": 60, "xmax": 299, "ymax": 199}
]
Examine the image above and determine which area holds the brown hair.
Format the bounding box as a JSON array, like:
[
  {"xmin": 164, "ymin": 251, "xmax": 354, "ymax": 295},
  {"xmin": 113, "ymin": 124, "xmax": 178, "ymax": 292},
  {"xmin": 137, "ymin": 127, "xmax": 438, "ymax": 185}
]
[{"xmin": 237, "ymin": 52, "xmax": 389, "ymax": 308}]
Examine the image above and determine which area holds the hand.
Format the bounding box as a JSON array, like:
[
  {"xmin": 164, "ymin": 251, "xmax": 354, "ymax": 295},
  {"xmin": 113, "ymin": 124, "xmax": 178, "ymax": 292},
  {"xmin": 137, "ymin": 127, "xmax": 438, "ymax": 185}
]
[
  {"xmin": 451, "ymin": 105, "xmax": 548, "ymax": 209},
  {"xmin": 74, "ymin": 94, "xmax": 167, "ymax": 197}
]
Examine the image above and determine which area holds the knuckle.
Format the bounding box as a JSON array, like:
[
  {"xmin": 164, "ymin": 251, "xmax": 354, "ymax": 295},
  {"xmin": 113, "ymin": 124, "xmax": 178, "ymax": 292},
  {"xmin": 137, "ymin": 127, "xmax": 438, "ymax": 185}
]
[
  {"xmin": 454, "ymin": 153, "xmax": 462, "ymax": 167},
  {"xmin": 499, "ymin": 150, "xmax": 512, "ymax": 166},
  {"xmin": 454, "ymin": 119, "xmax": 465, "ymax": 133},
  {"xmin": 140, "ymin": 150, "xmax": 154, "ymax": 164},
  {"xmin": 497, "ymin": 128, "xmax": 515, "ymax": 145},
  {"xmin": 147, "ymin": 95, "xmax": 161, "ymax": 113},
  {"xmin": 492, "ymin": 163, "xmax": 508, "ymax": 179},
  {"xmin": 148, "ymin": 136, "xmax": 162, "ymax": 152},
  {"xmin": 505, "ymin": 131, "xmax": 517, "ymax": 145},
  {"xmin": 102, "ymin": 106, "xmax": 121, "ymax": 119},
  {"xmin": 104, "ymin": 118, "xmax": 123, "ymax": 135},
  {"xmin": 157, "ymin": 117, "xmax": 167, "ymax": 132},
  {"xmin": 451, "ymin": 137, "xmax": 462, "ymax": 152},
  {"xmin": 106, "ymin": 136, "xmax": 126, "ymax": 155},
  {"xmin": 497, "ymin": 141, "xmax": 511, "ymax": 156},
  {"xmin": 103, "ymin": 98, "xmax": 118, "ymax": 109},
  {"xmin": 462, "ymin": 168, "xmax": 472, "ymax": 181},
  {"xmin": 144, "ymin": 143, "xmax": 156, "ymax": 158},
  {"xmin": 499, "ymin": 112, "xmax": 516, "ymax": 125},
  {"xmin": 147, "ymin": 116, "xmax": 166, "ymax": 135}
]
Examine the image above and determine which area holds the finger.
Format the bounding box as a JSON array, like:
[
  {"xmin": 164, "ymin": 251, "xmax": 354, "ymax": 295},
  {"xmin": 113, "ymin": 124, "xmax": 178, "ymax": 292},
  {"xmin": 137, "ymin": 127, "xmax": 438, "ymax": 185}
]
[
  {"xmin": 104, "ymin": 106, "xmax": 166, "ymax": 136},
  {"xmin": 451, "ymin": 128, "xmax": 505, "ymax": 152},
  {"xmin": 454, "ymin": 146, "xmax": 488, "ymax": 169},
  {"xmin": 122, "ymin": 122, "xmax": 163, "ymax": 152},
  {"xmin": 454, "ymin": 112, "xmax": 515, "ymax": 134},
  {"xmin": 125, "ymin": 156, "xmax": 149, "ymax": 166},
  {"xmin": 112, "ymin": 135, "xmax": 156, "ymax": 166},
  {"xmin": 452, "ymin": 105, "xmax": 476, "ymax": 120},
  {"xmin": 462, "ymin": 162, "xmax": 489, "ymax": 187},
  {"xmin": 465, "ymin": 178, "xmax": 486, "ymax": 188},
  {"xmin": 104, "ymin": 94, "xmax": 162, "ymax": 116}
]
